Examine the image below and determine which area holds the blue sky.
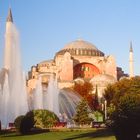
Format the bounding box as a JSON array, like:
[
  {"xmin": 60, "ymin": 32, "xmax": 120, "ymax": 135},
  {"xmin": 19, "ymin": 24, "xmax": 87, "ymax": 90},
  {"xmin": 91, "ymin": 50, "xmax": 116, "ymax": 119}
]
[{"xmin": 0, "ymin": 0, "xmax": 140, "ymax": 75}]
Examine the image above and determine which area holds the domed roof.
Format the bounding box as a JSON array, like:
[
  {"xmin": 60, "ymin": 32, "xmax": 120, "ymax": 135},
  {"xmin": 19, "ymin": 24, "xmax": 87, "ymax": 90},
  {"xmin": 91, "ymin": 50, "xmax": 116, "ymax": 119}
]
[
  {"xmin": 63, "ymin": 39, "xmax": 98, "ymax": 50},
  {"xmin": 55, "ymin": 39, "xmax": 104, "ymax": 57},
  {"xmin": 90, "ymin": 74, "xmax": 117, "ymax": 86},
  {"xmin": 39, "ymin": 59, "xmax": 54, "ymax": 64}
]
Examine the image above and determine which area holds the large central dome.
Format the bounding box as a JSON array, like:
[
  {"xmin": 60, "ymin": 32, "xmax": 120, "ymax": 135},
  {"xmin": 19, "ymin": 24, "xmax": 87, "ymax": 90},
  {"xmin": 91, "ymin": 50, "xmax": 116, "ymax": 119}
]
[
  {"xmin": 63, "ymin": 39, "xmax": 98, "ymax": 50},
  {"xmin": 55, "ymin": 39, "xmax": 104, "ymax": 57}
]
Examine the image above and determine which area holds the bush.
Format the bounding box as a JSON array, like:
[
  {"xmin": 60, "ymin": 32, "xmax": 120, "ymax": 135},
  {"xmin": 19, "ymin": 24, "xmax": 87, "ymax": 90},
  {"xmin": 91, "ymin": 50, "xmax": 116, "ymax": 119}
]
[
  {"xmin": 33, "ymin": 109, "xmax": 59, "ymax": 128},
  {"xmin": 14, "ymin": 115, "xmax": 25, "ymax": 131},
  {"xmin": 19, "ymin": 111, "xmax": 35, "ymax": 134},
  {"xmin": 14, "ymin": 109, "xmax": 59, "ymax": 134}
]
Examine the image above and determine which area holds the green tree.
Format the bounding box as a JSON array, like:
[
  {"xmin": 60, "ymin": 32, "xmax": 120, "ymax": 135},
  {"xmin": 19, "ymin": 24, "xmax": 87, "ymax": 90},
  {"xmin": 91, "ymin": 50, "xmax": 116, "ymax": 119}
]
[
  {"xmin": 104, "ymin": 84, "xmax": 115, "ymax": 105},
  {"xmin": 104, "ymin": 77, "xmax": 140, "ymax": 140},
  {"xmin": 73, "ymin": 99, "xmax": 92, "ymax": 125},
  {"xmin": 109, "ymin": 94, "xmax": 140, "ymax": 140},
  {"xmin": 104, "ymin": 77, "xmax": 140, "ymax": 106}
]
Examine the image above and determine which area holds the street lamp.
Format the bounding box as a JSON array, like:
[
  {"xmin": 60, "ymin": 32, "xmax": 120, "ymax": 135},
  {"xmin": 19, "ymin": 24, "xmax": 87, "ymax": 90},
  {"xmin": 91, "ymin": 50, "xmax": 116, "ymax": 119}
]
[{"xmin": 104, "ymin": 100, "xmax": 107, "ymax": 120}]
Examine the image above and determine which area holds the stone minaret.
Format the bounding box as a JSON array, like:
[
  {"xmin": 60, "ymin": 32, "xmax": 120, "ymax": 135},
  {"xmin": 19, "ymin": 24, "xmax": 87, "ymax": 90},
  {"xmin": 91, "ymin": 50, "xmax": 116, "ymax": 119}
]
[
  {"xmin": 129, "ymin": 42, "xmax": 134, "ymax": 78},
  {"xmin": 4, "ymin": 8, "xmax": 13, "ymax": 70}
]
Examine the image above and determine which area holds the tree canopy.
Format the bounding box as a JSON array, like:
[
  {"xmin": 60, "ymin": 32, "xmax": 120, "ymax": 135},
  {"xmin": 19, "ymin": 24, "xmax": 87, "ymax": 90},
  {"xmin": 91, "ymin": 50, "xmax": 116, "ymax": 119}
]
[
  {"xmin": 72, "ymin": 81, "xmax": 96, "ymax": 110},
  {"xmin": 104, "ymin": 77, "xmax": 140, "ymax": 106},
  {"xmin": 104, "ymin": 77, "xmax": 140, "ymax": 140}
]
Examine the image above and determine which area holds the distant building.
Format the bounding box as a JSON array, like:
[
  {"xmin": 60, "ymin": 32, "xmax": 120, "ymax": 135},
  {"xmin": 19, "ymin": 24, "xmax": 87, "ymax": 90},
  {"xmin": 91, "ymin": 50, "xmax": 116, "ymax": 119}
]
[{"xmin": 117, "ymin": 67, "xmax": 128, "ymax": 81}]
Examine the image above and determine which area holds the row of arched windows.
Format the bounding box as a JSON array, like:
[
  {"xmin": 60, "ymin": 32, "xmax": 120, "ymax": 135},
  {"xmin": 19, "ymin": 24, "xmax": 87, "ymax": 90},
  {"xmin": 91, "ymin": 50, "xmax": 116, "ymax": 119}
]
[{"xmin": 57, "ymin": 49, "xmax": 104, "ymax": 56}]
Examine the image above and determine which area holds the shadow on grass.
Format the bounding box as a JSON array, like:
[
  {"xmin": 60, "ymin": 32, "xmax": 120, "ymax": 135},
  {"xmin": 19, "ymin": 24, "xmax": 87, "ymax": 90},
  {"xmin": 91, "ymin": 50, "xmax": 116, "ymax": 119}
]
[
  {"xmin": 0, "ymin": 128, "xmax": 50, "ymax": 137},
  {"xmin": 62, "ymin": 128, "xmax": 114, "ymax": 140},
  {"xmin": 0, "ymin": 128, "xmax": 115, "ymax": 139}
]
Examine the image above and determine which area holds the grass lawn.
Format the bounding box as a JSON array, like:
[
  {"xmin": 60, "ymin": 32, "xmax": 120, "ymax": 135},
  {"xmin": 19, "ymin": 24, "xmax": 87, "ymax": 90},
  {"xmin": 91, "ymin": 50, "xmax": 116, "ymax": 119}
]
[{"xmin": 0, "ymin": 128, "xmax": 116, "ymax": 140}]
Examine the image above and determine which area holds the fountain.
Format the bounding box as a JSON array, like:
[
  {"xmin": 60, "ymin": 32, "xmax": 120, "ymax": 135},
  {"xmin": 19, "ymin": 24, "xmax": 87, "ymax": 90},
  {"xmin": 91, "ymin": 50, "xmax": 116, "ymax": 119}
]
[
  {"xmin": 59, "ymin": 89, "xmax": 81, "ymax": 119},
  {"xmin": 0, "ymin": 9, "xmax": 29, "ymax": 129},
  {"xmin": 32, "ymin": 77, "xmax": 43, "ymax": 110},
  {"xmin": 0, "ymin": 8, "xmax": 81, "ymax": 129},
  {"xmin": 45, "ymin": 75, "xmax": 59, "ymax": 116},
  {"xmin": 30, "ymin": 75, "xmax": 81, "ymax": 120}
]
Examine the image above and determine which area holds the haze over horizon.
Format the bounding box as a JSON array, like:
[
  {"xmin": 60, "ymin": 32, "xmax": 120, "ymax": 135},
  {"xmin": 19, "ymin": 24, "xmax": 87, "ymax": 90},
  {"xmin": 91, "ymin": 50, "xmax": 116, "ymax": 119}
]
[{"xmin": 0, "ymin": 0, "xmax": 140, "ymax": 76}]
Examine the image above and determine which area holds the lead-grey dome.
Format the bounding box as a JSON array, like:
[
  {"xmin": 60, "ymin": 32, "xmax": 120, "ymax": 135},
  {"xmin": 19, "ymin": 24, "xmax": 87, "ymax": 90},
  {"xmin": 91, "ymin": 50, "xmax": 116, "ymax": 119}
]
[
  {"xmin": 90, "ymin": 74, "xmax": 117, "ymax": 87},
  {"xmin": 64, "ymin": 39, "xmax": 97, "ymax": 50},
  {"xmin": 55, "ymin": 39, "xmax": 104, "ymax": 57}
]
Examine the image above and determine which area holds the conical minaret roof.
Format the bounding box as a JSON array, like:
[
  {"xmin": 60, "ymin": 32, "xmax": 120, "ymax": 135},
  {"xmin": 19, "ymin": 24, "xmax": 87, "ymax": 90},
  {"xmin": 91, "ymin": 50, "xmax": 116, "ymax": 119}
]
[
  {"xmin": 130, "ymin": 41, "xmax": 133, "ymax": 52},
  {"xmin": 7, "ymin": 8, "xmax": 13, "ymax": 22}
]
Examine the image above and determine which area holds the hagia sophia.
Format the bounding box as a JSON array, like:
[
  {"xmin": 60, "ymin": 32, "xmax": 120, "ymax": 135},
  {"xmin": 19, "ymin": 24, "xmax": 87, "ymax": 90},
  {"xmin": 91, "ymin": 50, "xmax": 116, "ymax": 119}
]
[
  {"xmin": 0, "ymin": 7, "xmax": 136, "ymax": 130},
  {"xmin": 27, "ymin": 39, "xmax": 131, "ymax": 98}
]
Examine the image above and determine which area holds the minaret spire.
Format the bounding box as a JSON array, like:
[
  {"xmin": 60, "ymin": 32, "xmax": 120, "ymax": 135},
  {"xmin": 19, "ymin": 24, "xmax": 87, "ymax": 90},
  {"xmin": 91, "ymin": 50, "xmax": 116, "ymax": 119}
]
[
  {"xmin": 7, "ymin": 8, "xmax": 13, "ymax": 22},
  {"xmin": 129, "ymin": 41, "xmax": 134, "ymax": 78},
  {"xmin": 130, "ymin": 41, "xmax": 133, "ymax": 52}
]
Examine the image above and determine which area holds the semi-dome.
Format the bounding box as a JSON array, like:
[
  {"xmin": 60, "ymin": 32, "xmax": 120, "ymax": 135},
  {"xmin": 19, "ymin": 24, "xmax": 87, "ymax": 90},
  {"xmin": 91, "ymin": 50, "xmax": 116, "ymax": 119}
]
[
  {"xmin": 39, "ymin": 59, "xmax": 54, "ymax": 65},
  {"xmin": 90, "ymin": 74, "xmax": 117, "ymax": 86},
  {"xmin": 55, "ymin": 39, "xmax": 104, "ymax": 57}
]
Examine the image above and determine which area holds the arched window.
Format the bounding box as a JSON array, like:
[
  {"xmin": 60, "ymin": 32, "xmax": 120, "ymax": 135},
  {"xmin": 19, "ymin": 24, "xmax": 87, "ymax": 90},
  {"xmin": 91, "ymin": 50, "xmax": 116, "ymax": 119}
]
[{"xmin": 74, "ymin": 63, "xmax": 100, "ymax": 79}]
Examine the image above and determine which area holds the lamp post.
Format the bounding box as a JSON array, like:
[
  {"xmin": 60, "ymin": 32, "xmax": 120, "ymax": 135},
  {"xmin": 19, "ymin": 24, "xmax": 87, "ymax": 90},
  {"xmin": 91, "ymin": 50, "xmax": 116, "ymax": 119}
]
[{"xmin": 104, "ymin": 100, "xmax": 107, "ymax": 120}]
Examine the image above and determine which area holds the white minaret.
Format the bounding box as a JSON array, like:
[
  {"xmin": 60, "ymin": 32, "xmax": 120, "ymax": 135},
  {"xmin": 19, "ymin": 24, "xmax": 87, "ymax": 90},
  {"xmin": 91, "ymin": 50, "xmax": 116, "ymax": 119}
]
[
  {"xmin": 129, "ymin": 41, "xmax": 134, "ymax": 78},
  {"xmin": 4, "ymin": 8, "xmax": 14, "ymax": 70}
]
